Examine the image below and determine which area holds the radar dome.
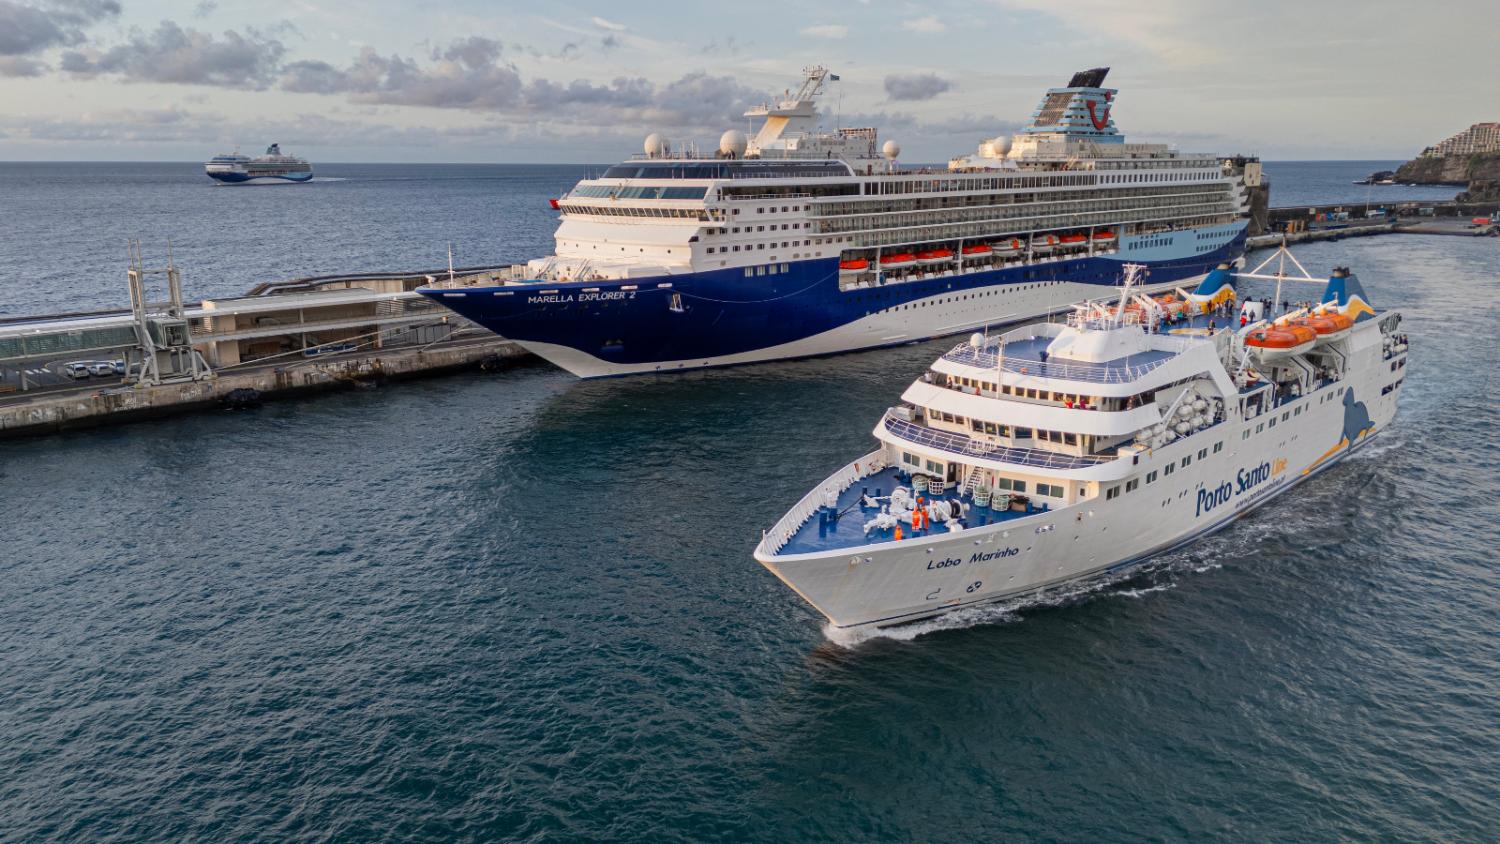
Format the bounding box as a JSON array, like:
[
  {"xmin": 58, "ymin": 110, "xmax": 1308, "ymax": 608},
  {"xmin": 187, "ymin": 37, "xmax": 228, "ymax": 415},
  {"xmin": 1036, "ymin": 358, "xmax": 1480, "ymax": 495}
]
[
  {"xmin": 644, "ymin": 133, "xmax": 669, "ymax": 157},
  {"xmin": 882, "ymin": 140, "xmax": 901, "ymax": 160},
  {"xmin": 990, "ymin": 135, "xmax": 1013, "ymax": 156},
  {"xmin": 719, "ymin": 129, "xmax": 748, "ymax": 157}
]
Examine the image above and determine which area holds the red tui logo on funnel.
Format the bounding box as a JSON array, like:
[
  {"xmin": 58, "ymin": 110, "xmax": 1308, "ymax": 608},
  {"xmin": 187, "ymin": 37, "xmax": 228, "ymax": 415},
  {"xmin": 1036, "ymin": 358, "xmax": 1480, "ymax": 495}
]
[{"xmin": 1086, "ymin": 92, "xmax": 1113, "ymax": 130}]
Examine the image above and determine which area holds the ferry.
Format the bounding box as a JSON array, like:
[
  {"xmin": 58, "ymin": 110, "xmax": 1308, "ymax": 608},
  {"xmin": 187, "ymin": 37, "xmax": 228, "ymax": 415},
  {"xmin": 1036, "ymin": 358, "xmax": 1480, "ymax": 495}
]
[
  {"xmin": 753, "ymin": 251, "xmax": 1408, "ymax": 630},
  {"xmin": 204, "ymin": 144, "xmax": 313, "ymax": 184},
  {"xmin": 418, "ymin": 67, "xmax": 1261, "ymax": 377}
]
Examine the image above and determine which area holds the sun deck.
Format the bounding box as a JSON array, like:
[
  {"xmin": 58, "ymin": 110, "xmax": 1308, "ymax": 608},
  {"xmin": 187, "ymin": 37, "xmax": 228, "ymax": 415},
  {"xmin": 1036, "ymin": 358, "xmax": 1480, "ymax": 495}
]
[
  {"xmin": 940, "ymin": 310, "xmax": 1231, "ymax": 383},
  {"xmin": 778, "ymin": 466, "xmax": 1046, "ymax": 556}
]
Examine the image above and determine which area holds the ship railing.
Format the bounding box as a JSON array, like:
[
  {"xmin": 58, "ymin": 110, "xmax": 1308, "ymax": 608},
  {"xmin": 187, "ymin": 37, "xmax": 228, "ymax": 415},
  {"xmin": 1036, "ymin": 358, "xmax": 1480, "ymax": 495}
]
[
  {"xmin": 940, "ymin": 344, "xmax": 1175, "ymax": 384},
  {"xmin": 883, "ymin": 413, "xmax": 1112, "ymax": 471},
  {"xmin": 759, "ymin": 449, "xmax": 889, "ymax": 556}
]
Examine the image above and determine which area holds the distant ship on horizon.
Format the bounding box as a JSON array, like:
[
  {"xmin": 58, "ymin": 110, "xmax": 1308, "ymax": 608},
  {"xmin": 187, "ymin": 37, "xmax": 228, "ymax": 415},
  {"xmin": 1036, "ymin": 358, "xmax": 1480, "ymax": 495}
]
[{"xmin": 204, "ymin": 144, "xmax": 313, "ymax": 184}]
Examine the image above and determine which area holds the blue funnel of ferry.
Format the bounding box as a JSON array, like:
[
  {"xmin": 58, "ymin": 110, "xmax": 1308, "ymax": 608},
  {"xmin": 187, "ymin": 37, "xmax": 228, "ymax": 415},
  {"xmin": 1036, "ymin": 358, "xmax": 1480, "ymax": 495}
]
[
  {"xmin": 1322, "ymin": 267, "xmax": 1376, "ymax": 321},
  {"xmin": 1182, "ymin": 262, "xmax": 1237, "ymax": 312}
]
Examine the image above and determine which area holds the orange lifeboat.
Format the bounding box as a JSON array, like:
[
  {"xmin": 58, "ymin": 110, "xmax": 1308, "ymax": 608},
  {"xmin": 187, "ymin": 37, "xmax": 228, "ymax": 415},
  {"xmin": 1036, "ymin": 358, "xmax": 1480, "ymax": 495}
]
[
  {"xmin": 1295, "ymin": 312, "xmax": 1353, "ymax": 344},
  {"xmin": 961, "ymin": 244, "xmax": 992, "ymax": 259},
  {"xmin": 879, "ymin": 252, "xmax": 918, "ymax": 269},
  {"xmin": 992, "ymin": 238, "xmax": 1024, "ymax": 255},
  {"xmin": 1093, "ymin": 229, "xmax": 1116, "ymax": 242},
  {"xmin": 839, "ymin": 258, "xmax": 870, "ymax": 274},
  {"xmin": 917, "ymin": 248, "xmax": 954, "ymax": 265},
  {"xmin": 1245, "ymin": 323, "xmax": 1318, "ymax": 362},
  {"xmin": 1059, "ymin": 233, "xmax": 1088, "ymax": 245},
  {"xmin": 1031, "ymin": 234, "xmax": 1060, "ymax": 253}
]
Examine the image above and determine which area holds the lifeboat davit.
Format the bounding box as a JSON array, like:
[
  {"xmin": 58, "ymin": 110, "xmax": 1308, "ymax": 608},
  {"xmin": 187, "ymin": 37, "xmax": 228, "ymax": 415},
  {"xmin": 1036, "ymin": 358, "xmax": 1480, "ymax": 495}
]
[
  {"xmin": 839, "ymin": 258, "xmax": 870, "ymax": 274},
  {"xmin": 961, "ymin": 244, "xmax": 992, "ymax": 259},
  {"xmin": 1295, "ymin": 312, "xmax": 1354, "ymax": 345},
  {"xmin": 1245, "ymin": 324, "xmax": 1318, "ymax": 362},
  {"xmin": 917, "ymin": 249, "xmax": 954, "ymax": 265},
  {"xmin": 1031, "ymin": 234, "xmax": 1060, "ymax": 253},
  {"xmin": 879, "ymin": 252, "xmax": 918, "ymax": 269},
  {"xmin": 992, "ymin": 238, "xmax": 1024, "ymax": 256}
]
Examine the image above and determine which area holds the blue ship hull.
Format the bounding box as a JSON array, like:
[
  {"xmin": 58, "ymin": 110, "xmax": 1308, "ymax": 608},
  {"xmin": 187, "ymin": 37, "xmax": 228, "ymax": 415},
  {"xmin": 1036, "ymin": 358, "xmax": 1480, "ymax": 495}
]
[
  {"xmin": 422, "ymin": 230, "xmax": 1247, "ymax": 377},
  {"xmin": 207, "ymin": 170, "xmax": 313, "ymax": 184}
]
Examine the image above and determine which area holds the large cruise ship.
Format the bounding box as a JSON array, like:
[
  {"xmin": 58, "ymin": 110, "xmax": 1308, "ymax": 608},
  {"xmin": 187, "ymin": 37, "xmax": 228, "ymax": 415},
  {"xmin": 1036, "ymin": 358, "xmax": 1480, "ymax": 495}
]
[
  {"xmin": 754, "ymin": 253, "xmax": 1408, "ymax": 630},
  {"xmin": 419, "ymin": 67, "xmax": 1262, "ymax": 377},
  {"xmin": 204, "ymin": 144, "xmax": 313, "ymax": 184}
]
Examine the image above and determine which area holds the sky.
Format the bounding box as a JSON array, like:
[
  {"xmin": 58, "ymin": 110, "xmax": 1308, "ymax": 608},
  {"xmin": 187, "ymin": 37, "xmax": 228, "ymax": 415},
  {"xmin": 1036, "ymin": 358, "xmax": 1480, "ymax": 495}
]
[{"xmin": 0, "ymin": 0, "xmax": 1495, "ymax": 163}]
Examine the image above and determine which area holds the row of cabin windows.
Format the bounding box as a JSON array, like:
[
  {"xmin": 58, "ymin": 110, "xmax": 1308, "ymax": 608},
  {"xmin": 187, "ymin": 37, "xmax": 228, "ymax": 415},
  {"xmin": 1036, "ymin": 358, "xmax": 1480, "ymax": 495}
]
[
  {"xmin": 742, "ymin": 264, "xmax": 791, "ymax": 277},
  {"xmin": 899, "ymin": 452, "xmax": 944, "ymax": 476},
  {"xmin": 877, "ymin": 282, "xmax": 1061, "ymax": 313},
  {"xmin": 863, "ymin": 170, "xmax": 1212, "ymax": 196},
  {"xmin": 964, "ymin": 418, "xmax": 1079, "ymax": 445},
  {"xmin": 946, "ymin": 375, "xmax": 1156, "ymax": 411},
  {"xmin": 709, "ymin": 240, "xmax": 810, "ymax": 254},
  {"xmin": 705, "ymin": 222, "xmax": 808, "ymax": 235},
  {"xmin": 1117, "ymin": 441, "xmax": 1228, "ymax": 494}
]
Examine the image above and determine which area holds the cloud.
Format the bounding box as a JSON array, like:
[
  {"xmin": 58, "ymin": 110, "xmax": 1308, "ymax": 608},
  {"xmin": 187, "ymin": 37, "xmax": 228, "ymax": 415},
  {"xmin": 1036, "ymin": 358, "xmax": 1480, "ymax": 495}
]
[
  {"xmin": 193, "ymin": 0, "xmax": 216, "ymax": 17},
  {"xmin": 799, "ymin": 24, "xmax": 848, "ymax": 39},
  {"xmin": 591, "ymin": 16, "xmax": 626, "ymax": 32},
  {"xmin": 0, "ymin": 55, "xmax": 46, "ymax": 76},
  {"xmin": 902, "ymin": 16, "xmax": 946, "ymax": 33},
  {"xmin": 283, "ymin": 41, "xmax": 523, "ymax": 108},
  {"xmin": 600, "ymin": 33, "xmax": 620, "ymax": 50},
  {"xmin": 884, "ymin": 73, "xmax": 951, "ymax": 101},
  {"xmin": 0, "ymin": 0, "xmax": 120, "ymax": 58},
  {"xmin": 280, "ymin": 37, "xmax": 761, "ymax": 129},
  {"xmin": 61, "ymin": 21, "xmax": 287, "ymax": 88}
]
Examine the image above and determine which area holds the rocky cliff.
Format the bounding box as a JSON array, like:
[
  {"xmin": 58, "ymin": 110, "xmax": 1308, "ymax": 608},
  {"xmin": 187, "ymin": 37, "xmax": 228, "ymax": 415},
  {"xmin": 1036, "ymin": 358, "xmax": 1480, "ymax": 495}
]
[
  {"xmin": 1456, "ymin": 180, "xmax": 1500, "ymax": 204},
  {"xmin": 1394, "ymin": 152, "xmax": 1500, "ymax": 186}
]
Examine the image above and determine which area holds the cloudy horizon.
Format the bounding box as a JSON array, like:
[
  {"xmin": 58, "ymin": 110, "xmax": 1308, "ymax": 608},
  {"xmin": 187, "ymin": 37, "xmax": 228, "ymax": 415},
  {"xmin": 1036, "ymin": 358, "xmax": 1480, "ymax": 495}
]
[{"xmin": 0, "ymin": 0, "xmax": 1494, "ymax": 163}]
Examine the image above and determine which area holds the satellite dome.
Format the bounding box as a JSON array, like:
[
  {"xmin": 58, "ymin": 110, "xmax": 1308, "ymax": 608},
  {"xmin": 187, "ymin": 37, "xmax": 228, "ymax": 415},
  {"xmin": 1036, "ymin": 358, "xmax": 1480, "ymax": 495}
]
[
  {"xmin": 719, "ymin": 129, "xmax": 748, "ymax": 158},
  {"xmin": 644, "ymin": 133, "xmax": 669, "ymax": 157},
  {"xmin": 882, "ymin": 140, "xmax": 901, "ymax": 160},
  {"xmin": 992, "ymin": 135, "xmax": 1013, "ymax": 156}
]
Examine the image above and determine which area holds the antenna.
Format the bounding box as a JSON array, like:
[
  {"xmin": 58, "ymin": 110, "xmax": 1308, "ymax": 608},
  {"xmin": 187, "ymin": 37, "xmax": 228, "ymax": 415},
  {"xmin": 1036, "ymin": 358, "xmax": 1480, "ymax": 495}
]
[{"xmin": 448, "ymin": 242, "xmax": 456, "ymax": 284}]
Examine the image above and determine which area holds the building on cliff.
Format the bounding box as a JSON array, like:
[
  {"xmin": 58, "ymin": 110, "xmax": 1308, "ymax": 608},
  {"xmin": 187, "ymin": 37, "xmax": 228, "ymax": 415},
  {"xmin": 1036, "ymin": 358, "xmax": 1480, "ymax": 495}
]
[{"xmin": 1421, "ymin": 123, "xmax": 1500, "ymax": 158}]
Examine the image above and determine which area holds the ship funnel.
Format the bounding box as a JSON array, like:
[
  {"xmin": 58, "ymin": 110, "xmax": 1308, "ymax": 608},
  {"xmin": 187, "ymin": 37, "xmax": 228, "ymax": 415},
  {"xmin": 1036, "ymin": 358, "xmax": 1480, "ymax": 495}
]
[{"xmin": 1321, "ymin": 267, "xmax": 1376, "ymax": 321}]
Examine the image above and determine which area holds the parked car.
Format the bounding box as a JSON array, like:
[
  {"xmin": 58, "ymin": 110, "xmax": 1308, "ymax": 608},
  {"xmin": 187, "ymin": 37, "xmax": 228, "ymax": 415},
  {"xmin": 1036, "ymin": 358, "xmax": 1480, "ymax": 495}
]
[
  {"xmin": 63, "ymin": 362, "xmax": 93, "ymax": 379},
  {"xmin": 88, "ymin": 362, "xmax": 117, "ymax": 377}
]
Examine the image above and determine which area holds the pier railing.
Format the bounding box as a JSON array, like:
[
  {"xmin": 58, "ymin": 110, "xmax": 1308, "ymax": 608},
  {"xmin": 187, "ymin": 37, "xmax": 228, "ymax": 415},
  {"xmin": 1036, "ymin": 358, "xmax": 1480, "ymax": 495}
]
[{"xmin": 758, "ymin": 449, "xmax": 889, "ymax": 556}]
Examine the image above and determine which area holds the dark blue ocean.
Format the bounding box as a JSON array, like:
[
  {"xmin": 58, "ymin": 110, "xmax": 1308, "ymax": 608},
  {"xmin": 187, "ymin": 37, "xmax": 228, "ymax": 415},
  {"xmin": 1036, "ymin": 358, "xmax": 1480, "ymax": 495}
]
[{"xmin": 1, "ymin": 162, "xmax": 1497, "ymax": 842}]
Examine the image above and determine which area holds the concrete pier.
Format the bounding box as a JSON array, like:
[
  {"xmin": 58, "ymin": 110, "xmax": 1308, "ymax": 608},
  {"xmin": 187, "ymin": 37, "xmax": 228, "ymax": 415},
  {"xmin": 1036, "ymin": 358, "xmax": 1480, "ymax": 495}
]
[
  {"xmin": 0, "ymin": 261, "xmax": 531, "ymax": 439},
  {"xmin": 0, "ymin": 337, "xmax": 526, "ymax": 438}
]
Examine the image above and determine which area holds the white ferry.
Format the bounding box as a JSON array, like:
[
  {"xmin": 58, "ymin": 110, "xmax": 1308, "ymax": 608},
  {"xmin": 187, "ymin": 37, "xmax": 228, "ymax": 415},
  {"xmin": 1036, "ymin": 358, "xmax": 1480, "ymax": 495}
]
[
  {"xmin": 204, "ymin": 144, "xmax": 313, "ymax": 184},
  {"xmin": 419, "ymin": 67, "xmax": 1261, "ymax": 377},
  {"xmin": 754, "ymin": 251, "xmax": 1408, "ymax": 630}
]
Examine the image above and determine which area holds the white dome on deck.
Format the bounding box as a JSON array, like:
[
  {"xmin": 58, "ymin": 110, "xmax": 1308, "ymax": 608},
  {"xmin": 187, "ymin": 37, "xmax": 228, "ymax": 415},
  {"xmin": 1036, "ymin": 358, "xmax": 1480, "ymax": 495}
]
[
  {"xmin": 719, "ymin": 130, "xmax": 748, "ymax": 157},
  {"xmin": 882, "ymin": 140, "xmax": 901, "ymax": 160},
  {"xmin": 644, "ymin": 133, "xmax": 669, "ymax": 157}
]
